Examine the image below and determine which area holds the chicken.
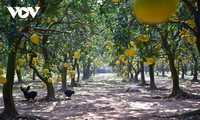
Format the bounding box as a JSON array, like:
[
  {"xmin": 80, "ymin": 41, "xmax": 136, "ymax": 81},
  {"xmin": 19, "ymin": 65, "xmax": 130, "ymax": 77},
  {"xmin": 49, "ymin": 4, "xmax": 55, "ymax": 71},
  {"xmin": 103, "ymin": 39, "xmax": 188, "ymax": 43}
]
[
  {"xmin": 20, "ymin": 86, "xmax": 37, "ymax": 101},
  {"xmin": 64, "ymin": 89, "xmax": 75, "ymax": 100}
]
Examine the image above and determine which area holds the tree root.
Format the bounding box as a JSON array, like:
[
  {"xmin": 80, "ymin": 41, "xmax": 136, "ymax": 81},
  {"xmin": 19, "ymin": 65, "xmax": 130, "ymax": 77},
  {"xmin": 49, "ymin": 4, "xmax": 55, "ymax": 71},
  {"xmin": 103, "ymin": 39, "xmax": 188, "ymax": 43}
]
[
  {"xmin": 137, "ymin": 83, "xmax": 150, "ymax": 86},
  {"xmin": 0, "ymin": 114, "xmax": 45, "ymax": 120},
  {"xmin": 14, "ymin": 114, "xmax": 46, "ymax": 120},
  {"xmin": 0, "ymin": 114, "xmax": 13, "ymax": 120},
  {"xmin": 0, "ymin": 111, "xmax": 18, "ymax": 120},
  {"xmin": 164, "ymin": 89, "xmax": 200, "ymax": 100},
  {"xmin": 167, "ymin": 109, "xmax": 200, "ymax": 120},
  {"xmin": 191, "ymin": 79, "xmax": 199, "ymax": 82},
  {"xmin": 149, "ymin": 86, "xmax": 157, "ymax": 90}
]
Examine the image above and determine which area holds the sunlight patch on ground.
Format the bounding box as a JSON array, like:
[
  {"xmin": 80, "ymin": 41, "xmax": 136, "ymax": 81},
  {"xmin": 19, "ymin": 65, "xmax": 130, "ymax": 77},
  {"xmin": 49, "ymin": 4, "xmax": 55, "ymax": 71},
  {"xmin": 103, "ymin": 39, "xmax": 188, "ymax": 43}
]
[{"xmin": 41, "ymin": 102, "xmax": 58, "ymax": 112}]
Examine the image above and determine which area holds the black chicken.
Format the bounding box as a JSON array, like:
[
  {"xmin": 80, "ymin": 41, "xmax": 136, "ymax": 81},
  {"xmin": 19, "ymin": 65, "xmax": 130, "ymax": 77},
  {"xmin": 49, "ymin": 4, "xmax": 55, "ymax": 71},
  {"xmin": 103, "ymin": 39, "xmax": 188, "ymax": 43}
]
[
  {"xmin": 64, "ymin": 89, "xmax": 75, "ymax": 100},
  {"xmin": 20, "ymin": 86, "xmax": 37, "ymax": 101}
]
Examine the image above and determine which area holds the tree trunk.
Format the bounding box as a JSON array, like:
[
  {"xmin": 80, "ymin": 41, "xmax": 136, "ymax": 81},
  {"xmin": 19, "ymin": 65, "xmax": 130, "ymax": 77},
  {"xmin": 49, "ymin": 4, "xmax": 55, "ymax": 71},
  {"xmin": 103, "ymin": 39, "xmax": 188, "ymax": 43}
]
[
  {"xmin": 61, "ymin": 53, "xmax": 68, "ymax": 90},
  {"xmin": 71, "ymin": 59, "xmax": 78, "ymax": 87},
  {"xmin": 1, "ymin": 0, "xmax": 19, "ymax": 116},
  {"xmin": 190, "ymin": 63, "xmax": 194, "ymax": 75},
  {"xmin": 42, "ymin": 35, "xmax": 55, "ymax": 100},
  {"xmin": 167, "ymin": 49, "xmax": 180, "ymax": 96},
  {"xmin": 87, "ymin": 64, "xmax": 91, "ymax": 79},
  {"xmin": 128, "ymin": 64, "xmax": 130, "ymax": 79},
  {"xmin": 191, "ymin": 57, "xmax": 198, "ymax": 82},
  {"xmin": 83, "ymin": 59, "xmax": 91, "ymax": 80},
  {"xmin": 181, "ymin": 64, "xmax": 185, "ymax": 80},
  {"xmin": 46, "ymin": 82, "xmax": 55, "ymax": 100},
  {"xmin": 93, "ymin": 66, "xmax": 96, "ymax": 75},
  {"xmin": 159, "ymin": 28, "xmax": 181, "ymax": 97},
  {"xmin": 61, "ymin": 68, "xmax": 67, "ymax": 90},
  {"xmin": 76, "ymin": 62, "xmax": 80, "ymax": 83},
  {"xmin": 161, "ymin": 59, "xmax": 165, "ymax": 77},
  {"xmin": 140, "ymin": 61, "xmax": 146, "ymax": 85},
  {"xmin": 134, "ymin": 71, "xmax": 140, "ymax": 82},
  {"xmin": 2, "ymin": 49, "xmax": 19, "ymax": 118},
  {"xmin": 82, "ymin": 63, "xmax": 86, "ymax": 80},
  {"xmin": 149, "ymin": 64, "xmax": 156, "ymax": 89},
  {"xmin": 16, "ymin": 69, "xmax": 22, "ymax": 83},
  {"xmin": 193, "ymin": 15, "xmax": 200, "ymax": 54},
  {"xmin": 156, "ymin": 63, "xmax": 159, "ymax": 76},
  {"xmin": 32, "ymin": 70, "xmax": 36, "ymax": 81},
  {"xmin": 184, "ymin": 64, "xmax": 187, "ymax": 75}
]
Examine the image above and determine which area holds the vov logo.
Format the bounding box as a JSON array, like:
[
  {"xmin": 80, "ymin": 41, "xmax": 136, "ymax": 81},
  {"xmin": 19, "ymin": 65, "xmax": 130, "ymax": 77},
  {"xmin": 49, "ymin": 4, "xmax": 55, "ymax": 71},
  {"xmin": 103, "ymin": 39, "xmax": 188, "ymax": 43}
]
[{"xmin": 7, "ymin": 7, "xmax": 40, "ymax": 18}]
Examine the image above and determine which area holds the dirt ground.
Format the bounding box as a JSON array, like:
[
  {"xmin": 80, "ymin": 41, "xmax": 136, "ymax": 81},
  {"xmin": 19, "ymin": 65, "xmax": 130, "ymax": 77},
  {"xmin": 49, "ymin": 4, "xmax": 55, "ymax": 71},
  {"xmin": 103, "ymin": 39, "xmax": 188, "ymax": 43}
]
[{"xmin": 0, "ymin": 73, "xmax": 200, "ymax": 120}]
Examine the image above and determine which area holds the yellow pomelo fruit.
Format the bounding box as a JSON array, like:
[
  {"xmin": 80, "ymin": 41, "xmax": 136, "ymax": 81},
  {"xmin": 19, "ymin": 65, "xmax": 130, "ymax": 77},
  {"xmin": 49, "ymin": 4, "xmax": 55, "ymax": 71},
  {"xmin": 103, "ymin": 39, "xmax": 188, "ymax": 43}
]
[
  {"xmin": 186, "ymin": 57, "xmax": 191, "ymax": 61},
  {"xmin": 182, "ymin": 46, "xmax": 187, "ymax": 50},
  {"xmin": 56, "ymin": 78, "xmax": 61, "ymax": 83},
  {"xmin": 57, "ymin": 75, "xmax": 61, "ymax": 79},
  {"xmin": 56, "ymin": 75, "xmax": 61, "ymax": 83},
  {"xmin": 194, "ymin": 44, "xmax": 198, "ymax": 49},
  {"xmin": 146, "ymin": 58, "xmax": 155, "ymax": 65},
  {"xmin": 142, "ymin": 35, "xmax": 150, "ymax": 42},
  {"xmin": 70, "ymin": 75, "xmax": 75, "ymax": 79},
  {"xmin": 179, "ymin": 29, "xmax": 186, "ymax": 35},
  {"xmin": 128, "ymin": 49, "xmax": 137, "ymax": 56},
  {"xmin": 53, "ymin": 17, "xmax": 58, "ymax": 22},
  {"xmin": 74, "ymin": 52, "xmax": 81, "ymax": 59},
  {"xmin": 112, "ymin": 0, "xmax": 119, "ymax": 3},
  {"xmin": 64, "ymin": 63, "xmax": 69, "ymax": 68},
  {"xmin": 185, "ymin": 30, "xmax": 191, "ymax": 37},
  {"xmin": 36, "ymin": 67, "xmax": 41, "ymax": 71},
  {"xmin": 115, "ymin": 60, "xmax": 120, "ymax": 66},
  {"xmin": 47, "ymin": 78, "xmax": 53, "ymax": 83},
  {"xmin": 181, "ymin": 35, "xmax": 187, "ymax": 40},
  {"xmin": 68, "ymin": 70, "xmax": 76, "ymax": 75},
  {"xmin": 47, "ymin": 17, "xmax": 51, "ymax": 23},
  {"xmin": 18, "ymin": 59, "xmax": 24, "ymax": 66},
  {"xmin": 155, "ymin": 44, "xmax": 161, "ymax": 49},
  {"xmin": 133, "ymin": 0, "xmax": 179, "ymax": 24},
  {"xmin": 31, "ymin": 34, "xmax": 40, "ymax": 44},
  {"xmin": 43, "ymin": 69, "xmax": 50, "ymax": 74},
  {"xmin": 123, "ymin": 77, "xmax": 127, "ymax": 81},
  {"xmin": 124, "ymin": 60, "xmax": 128, "ymax": 65},
  {"xmin": 130, "ymin": 41, "xmax": 135, "ymax": 47},
  {"xmin": 68, "ymin": 66, "xmax": 73, "ymax": 70},
  {"xmin": 90, "ymin": 12, "xmax": 96, "ymax": 17},
  {"xmin": 153, "ymin": 57, "xmax": 158, "ymax": 63},
  {"xmin": 125, "ymin": 49, "xmax": 130, "ymax": 57},
  {"xmin": 119, "ymin": 55, "xmax": 125, "ymax": 61},
  {"xmin": 122, "ymin": 66, "xmax": 126, "ymax": 71},
  {"xmin": 136, "ymin": 34, "xmax": 143, "ymax": 40},
  {"xmin": 0, "ymin": 76, "xmax": 7, "ymax": 84},
  {"xmin": 41, "ymin": 18, "xmax": 45, "ymax": 23},
  {"xmin": 187, "ymin": 37, "xmax": 197, "ymax": 44},
  {"xmin": 104, "ymin": 41, "xmax": 111, "ymax": 45},
  {"xmin": 186, "ymin": 20, "xmax": 196, "ymax": 28},
  {"xmin": 136, "ymin": 34, "xmax": 150, "ymax": 42},
  {"xmin": 42, "ymin": 83, "xmax": 46, "ymax": 88},
  {"xmin": 125, "ymin": 49, "xmax": 137, "ymax": 57}
]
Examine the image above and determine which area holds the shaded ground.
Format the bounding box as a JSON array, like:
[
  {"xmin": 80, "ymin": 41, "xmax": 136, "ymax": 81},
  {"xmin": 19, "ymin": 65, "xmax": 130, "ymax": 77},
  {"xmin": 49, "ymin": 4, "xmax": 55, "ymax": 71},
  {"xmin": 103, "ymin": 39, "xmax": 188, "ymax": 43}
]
[{"xmin": 0, "ymin": 73, "xmax": 200, "ymax": 120}]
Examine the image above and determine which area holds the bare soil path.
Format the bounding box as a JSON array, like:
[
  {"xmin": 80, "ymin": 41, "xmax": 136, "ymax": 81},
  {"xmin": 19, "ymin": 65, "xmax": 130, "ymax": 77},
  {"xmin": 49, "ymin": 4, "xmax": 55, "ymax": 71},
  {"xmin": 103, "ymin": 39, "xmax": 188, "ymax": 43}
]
[{"xmin": 0, "ymin": 73, "xmax": 200, "ymax": 120}]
